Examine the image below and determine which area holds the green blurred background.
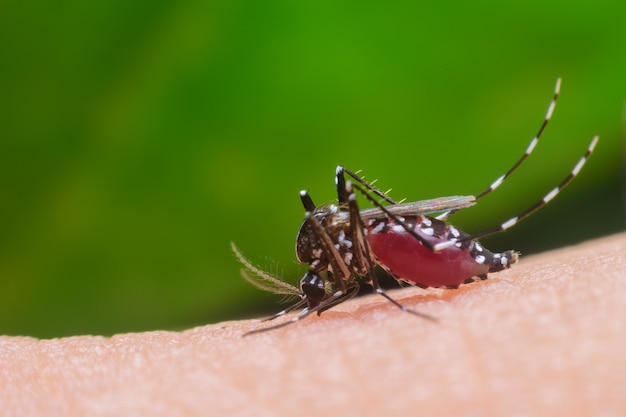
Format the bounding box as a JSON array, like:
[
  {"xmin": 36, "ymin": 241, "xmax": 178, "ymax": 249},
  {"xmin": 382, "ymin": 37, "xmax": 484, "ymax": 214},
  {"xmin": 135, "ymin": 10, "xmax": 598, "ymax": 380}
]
[{"xmin": 1, "ymin": 1, "xmax": 624, "ymax": 338}]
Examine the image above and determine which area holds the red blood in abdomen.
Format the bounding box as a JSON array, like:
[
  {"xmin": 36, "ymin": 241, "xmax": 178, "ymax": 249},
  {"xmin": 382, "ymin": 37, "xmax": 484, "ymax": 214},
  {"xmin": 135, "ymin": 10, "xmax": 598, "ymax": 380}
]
[{"xmin": 367, "ymin": 230, "xmax": 489, "ymax": 288}]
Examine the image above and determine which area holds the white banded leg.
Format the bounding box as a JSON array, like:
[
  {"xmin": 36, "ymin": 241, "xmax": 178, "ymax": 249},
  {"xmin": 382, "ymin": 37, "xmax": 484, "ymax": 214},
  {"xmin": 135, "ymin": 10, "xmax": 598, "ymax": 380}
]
[
  {"xmin": 244, "ymin": 199, "xmax": 360, "ymax": 335},
  {"xmin": 243, "ymin": 283, "xmax": 362, "ymax": 335},
  {"xmin": 434, "ymin": 135, "xmax": 599, "ymax": 251},
  {"xmin": 439, "ymin": 78, "xmax": 562, "ymax": 220},
  {"xmin": 343, "ymin": 181, "xmax": 437, "ymax": 321},
  {"xmin": 347, "ymin": 180, "xmax": 438, "ymax": 252}
]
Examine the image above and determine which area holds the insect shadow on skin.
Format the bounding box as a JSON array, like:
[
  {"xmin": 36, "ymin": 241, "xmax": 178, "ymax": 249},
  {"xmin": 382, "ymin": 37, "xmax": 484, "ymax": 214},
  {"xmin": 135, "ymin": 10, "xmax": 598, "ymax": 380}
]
[{"xmin": 232, "ymin": 78, "xmax": 599, "ymax": 336}]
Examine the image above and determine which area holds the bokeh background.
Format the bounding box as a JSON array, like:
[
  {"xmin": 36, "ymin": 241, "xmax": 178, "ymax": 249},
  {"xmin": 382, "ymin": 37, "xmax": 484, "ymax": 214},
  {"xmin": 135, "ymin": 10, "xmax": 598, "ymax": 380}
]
[{"xmin": 1, "ymin": 1, "xmax": 624, "ymax": 338}]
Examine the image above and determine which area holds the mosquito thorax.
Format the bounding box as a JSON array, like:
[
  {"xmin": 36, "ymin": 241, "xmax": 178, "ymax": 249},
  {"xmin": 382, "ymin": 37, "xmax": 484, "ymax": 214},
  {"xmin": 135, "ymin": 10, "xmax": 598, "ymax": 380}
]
[
  {"xmin": 295, "ymin": 204, "xmax": 350, "ymax": 266},
  {"xmin": 295, "ymin": 211, "xmax": 330, "ymax": 265}
]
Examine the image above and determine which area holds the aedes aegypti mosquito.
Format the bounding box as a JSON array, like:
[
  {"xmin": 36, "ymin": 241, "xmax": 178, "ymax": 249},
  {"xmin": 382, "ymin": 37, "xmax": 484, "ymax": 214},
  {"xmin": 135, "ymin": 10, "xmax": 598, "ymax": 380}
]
[{"xmin": 232, "ymin": 78, "xmax": 598, "ymax": 335}]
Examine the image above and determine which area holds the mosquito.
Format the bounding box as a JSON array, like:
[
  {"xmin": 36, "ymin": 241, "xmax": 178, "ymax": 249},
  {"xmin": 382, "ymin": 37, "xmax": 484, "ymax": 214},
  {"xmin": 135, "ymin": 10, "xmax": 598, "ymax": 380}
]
[{"xmin": 233, "ymin": 78, "xmax": 598, "ymax": 335}]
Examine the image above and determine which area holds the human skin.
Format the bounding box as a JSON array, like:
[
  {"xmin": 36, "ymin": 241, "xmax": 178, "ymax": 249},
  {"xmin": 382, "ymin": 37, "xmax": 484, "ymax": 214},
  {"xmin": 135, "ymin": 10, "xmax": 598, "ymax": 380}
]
[{"xmin": 1, "ymin": 232, "xmax": 625, "ymax": 417}]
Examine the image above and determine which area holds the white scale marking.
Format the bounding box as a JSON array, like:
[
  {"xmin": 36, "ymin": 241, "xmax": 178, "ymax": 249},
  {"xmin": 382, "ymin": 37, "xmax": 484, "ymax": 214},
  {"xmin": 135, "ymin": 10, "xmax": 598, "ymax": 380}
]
[
  {"xmin": 371, "ymin": 222, "xmax": 385, "ymax": 234},
  {"xmin": 338, "ymin": 230, "xmax": 353, "ymax": 248},
  {"xmin": 572, "ymin": 157, "xmax": 585, "ymax": 176},
  {"xmin": 543, "ymin": 187, "xmax": 559, "ymax": 203},
  {"xmin": 475, "ymin": 255, "xmax": 486, "ymax": 264},
  {"xmin": 344, "ymin": 252, "xmax": 353, "ymax": 265},
  {"xmin": 392, "ymin": 225, "xmax": 406, "ymax": 233},
  {"xmin": 526, "ymin": 136, "xmax": 539, "ymax": 155},
  {"xmin": 434, "ymin": 240, "xmax": 458, "ymax": 251},
  {"xmin": 502, "ymin": 217, "xmax": 518, "ymax": 230},
  {"xmin": 546, "ymin": 100, "xmax": 556, "ymax": 121},
  {"xmin": 490, "ymin": 174, "xmax": 505, "ymax": 191}
]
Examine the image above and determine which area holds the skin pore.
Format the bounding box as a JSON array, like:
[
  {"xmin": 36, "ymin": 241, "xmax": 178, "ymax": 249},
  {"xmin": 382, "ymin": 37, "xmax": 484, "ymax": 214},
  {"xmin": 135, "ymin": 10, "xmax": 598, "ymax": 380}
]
[{"xmin": 1, "ymin": 232, "xmax": 625, "ymax": 416}]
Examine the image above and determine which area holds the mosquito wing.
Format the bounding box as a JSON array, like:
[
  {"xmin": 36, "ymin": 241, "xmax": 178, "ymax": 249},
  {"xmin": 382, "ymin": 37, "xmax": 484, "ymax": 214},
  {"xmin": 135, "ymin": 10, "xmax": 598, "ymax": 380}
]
[{"xmin": 359, "ymin": 195, "xmax": 476, "ymax": 220}]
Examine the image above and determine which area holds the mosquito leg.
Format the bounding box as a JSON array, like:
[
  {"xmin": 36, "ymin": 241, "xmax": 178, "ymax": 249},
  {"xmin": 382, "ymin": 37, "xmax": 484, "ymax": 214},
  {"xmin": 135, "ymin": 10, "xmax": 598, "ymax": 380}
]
[
  {"xmin": 243, "ymin": 300, "xmax": 334, "ymax": 336},
  {"xmin": 316, "ymin": 282, "xmax": 360, "ymax": 315},
  {"xmin": 344, "ymin": 181, "xmax": 437, "ymax": 321},
  {"xmin": 244, "ymin": 285, "xmax": 360, "ymax": 336},
  {"xmin": 301, "ymin": 209, "xmax": 353, "ymax": 293},
  {"xmin": 439, "ymin": 78, "xmax": 562, "ymax": 220},
  {"xmin": 434, "ymin": 135, "xmax": 599, "ymax": 250},
  {"xmin": 347, "ymin": 180, "xmax": 439, "ymax": 252},
  {"xmin": 337, "ymin": 166, "xmax": 398, "ymax": 205},
  {"xmin": 260, "ymin": 298, "xmax": 309, "ymax": 322}
]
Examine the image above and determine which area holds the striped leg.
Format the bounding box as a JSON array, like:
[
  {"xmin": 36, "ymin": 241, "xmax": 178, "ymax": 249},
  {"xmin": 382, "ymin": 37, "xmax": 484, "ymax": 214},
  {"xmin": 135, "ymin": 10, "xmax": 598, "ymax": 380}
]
[
  {"xmin": 434, "ymin": 135, "xmax": 599, "ymax": 251},
  {"xmin": 438, "ymin": 78, "xmax": 562, "ymax": 220},
  {"xmin": 343, "ymin": 181, "xmax": 437, "ymax": 321},
  {"xmin": 244, "ymin": 195, "xmax": 361, "ymax": 335},
  {"xmin": 347, "ymin": 180, "xmax": 439, "ymax": 252},
  {"xmin": 243, "ymin": 285, "xmax": 359, "ymax": 336}
]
